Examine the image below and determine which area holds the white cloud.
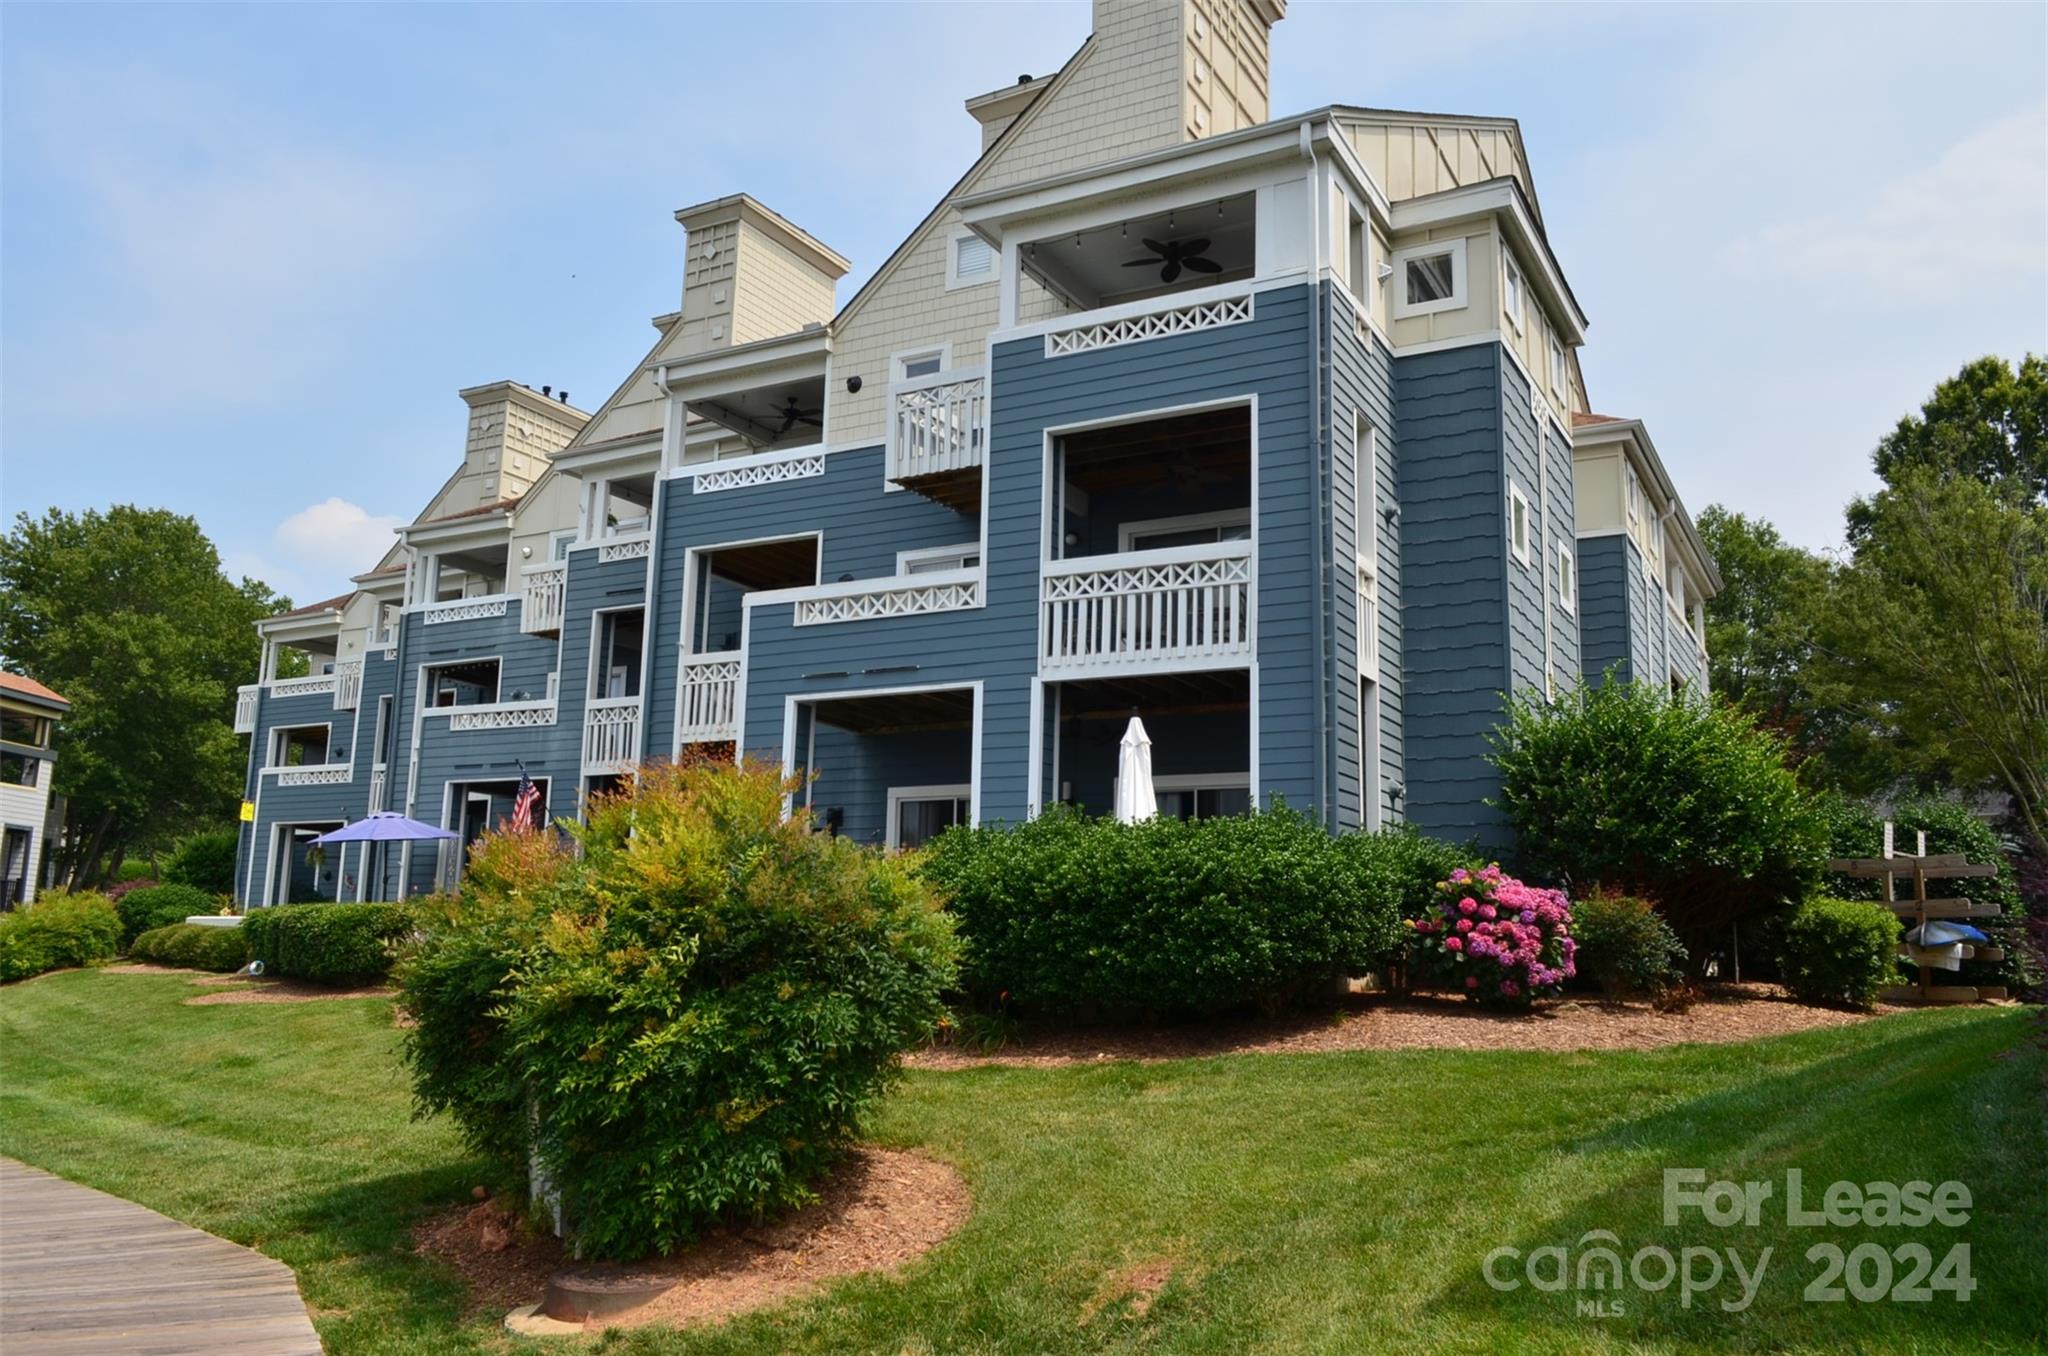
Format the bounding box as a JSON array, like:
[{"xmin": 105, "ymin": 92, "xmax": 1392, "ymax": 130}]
[
  {"xmin": 1721, "ymin": 103, "xmax": 2048, "ymax": 304},
  {"xmin": 272, "ymin": 497, "xmax": 402, "ymax": 583}
]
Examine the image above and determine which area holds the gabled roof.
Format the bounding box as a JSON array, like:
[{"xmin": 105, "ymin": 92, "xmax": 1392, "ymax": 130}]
[
  {"xmin": 265, "ymin": 591, "xmax": 355, "ymax": 622},
  {"xmin": 416, "ymin": 496, "xmax": 521, "ymax": 526},
  {"xmin": 1572, "ymin": 412, "xmax": 1626, "ymax": 428},
  {"xmin": 0, "ymin": 672, "xmax": 70, "ymax": 711}
]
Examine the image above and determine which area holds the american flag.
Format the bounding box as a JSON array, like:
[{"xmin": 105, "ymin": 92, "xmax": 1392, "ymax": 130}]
[{"xmin": 510, "ymin": 773, "xmax": 542, "ymax": 834}]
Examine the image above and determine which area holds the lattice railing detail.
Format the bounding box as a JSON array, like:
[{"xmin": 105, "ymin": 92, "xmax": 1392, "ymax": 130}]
[
  {"xmin": 693, "ymin": 455, "xmax": 825, "ymax": 495},
  {"xmin": 1041, "ymin": 545, "xmax": 1252, "ymax": 673},
  {"xmin": 269, "ymin": 675, "xmax": 338, "ymax": 700},
  {"xmin": 274, "ymin": 765, "xmax": 353, "ymax": 787},
  {"xmin": 332, "ymin": 660, "xmax": 363, "ymax": 711},
  {"xmin": 521, "ymin": 564, "xmax": 566, "ymax": 634},
  {"xmin": 890, "ymin": 374, "xmax": 985, "ymax": 481},
  {"xmin": 1045, "ymin": 293, "xmax": 1253, "ymax": 358},
  {"xmin": 677, "ymin": 656, "xmax": 741, "ymax": 742},
  {"xmin": 583, "ymin": 697, "xmax": 642, "ymax": 771},
  {"xmin": 793, "ymin": 577, "xmax": 981, "ymax": 626},
  {"xmin": 598, "ymin": 536, "xmax": 651, "ymax": 564},
  {"xmin": 420, "ymin": 598, "xmax": 509, "ymax": 626},
  {"xmin": 446, "ymin": 703, "xmax": 557, "ymax": 732}
]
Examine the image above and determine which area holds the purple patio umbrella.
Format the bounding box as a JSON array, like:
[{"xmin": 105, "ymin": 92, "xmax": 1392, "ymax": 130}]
[{"xmin": 311, "ymin": 811, "xmax": 459, "ymax": 844}]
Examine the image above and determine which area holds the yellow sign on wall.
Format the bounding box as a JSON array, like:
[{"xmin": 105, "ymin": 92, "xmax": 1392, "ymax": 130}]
[{"xmin": 239, "ymin": 800, "xmax": 255, "ymax": 823}]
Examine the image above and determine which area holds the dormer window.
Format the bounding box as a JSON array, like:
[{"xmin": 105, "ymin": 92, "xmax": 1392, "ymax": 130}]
[{"xmin": 1391, "ymin": 238, "xmax": 1467, "ymax": 319}]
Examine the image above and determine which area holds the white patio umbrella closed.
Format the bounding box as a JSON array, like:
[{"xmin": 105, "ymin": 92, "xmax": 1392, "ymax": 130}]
[{"xmin": 1114, "ymin": 716, "xmax": 1158, "ymax": 824}]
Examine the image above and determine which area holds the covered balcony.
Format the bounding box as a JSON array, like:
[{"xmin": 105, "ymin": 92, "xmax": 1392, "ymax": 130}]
[
  {"xmin": 676, "ymin": 535, "xmax": 820, "ymax": 745},
  {"xmin": 1040, "ymin": 404, "xmax": 1254, "ymax": 680},
  {"xmin": 887, "ymin": 366, "xmax": 986, "ymax": 509},
  {"xmin": 1045, "ymin": 671, "xmax": 1251, "ymax": 820}
]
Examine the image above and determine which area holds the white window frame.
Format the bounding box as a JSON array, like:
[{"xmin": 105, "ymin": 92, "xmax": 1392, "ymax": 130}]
[
  {"xmin": 1501, "ymin": 247, "xmax": 1525, "ymax": 334},
  {"xmin": 1548, "ymin": 334, "xmax": 1566, "ymax": 398},
  {"xmin": 1507, "ymin": 481, "xmax": 1532, "ymax": 566},
  {"xmin": 890, "ymin": 342, "xmax": 953, "ymax": 382},
  {"xmin": 1117, "ymin": 508, "xmax": 1253, "ymax": 552},
  {"xmin": 548, "ymin": 529, "xmax": 576, "ymax": 562},
  {"xmin": 897, "ymin": 542, "xmax": 982, "ymax": 575},
  {"xmin": 1556, "ymin": 539, "xmax": 1577, "ymax": 616},
  {"xmin": 1143, "ymin": 772, "xmax": 1254, "ymax": 822},
  {"xmin": 945, "ymin": 229, "xmax": 996, "ymax": 290},
  {"xmin": 885, "ymin": 783, "xmax": 973, "ymax": 849},
  {"xmin": 1390, "ymin": 237, "xmax": 1468, "ymax": 320}
]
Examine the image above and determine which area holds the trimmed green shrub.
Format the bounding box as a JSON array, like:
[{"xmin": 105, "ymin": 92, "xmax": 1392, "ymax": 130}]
[
  {"xmin": 1777, "ymin": 898, "xmax": 1902, "ymax": 1009},
  {"xmin": 163, "ymin": 829, "xmax": 239, "ymax": 897},
  {"xmin": 130, "ymin": 922, "xmax": 249, "ymax": 972},
  {"xmin": 920, "ymin": 807, "xmax": 1410, "ymax": 1017},
  {"xmin": 114, "ymin": 858, "xmax": 156, "ymax": 883},
  {"xmin": 399, "ymin": 759, "xmax": 958, "ymax": 1261},
  {"xmin": 116, "ymin": 883, "xmax": 217, "ymax": 947},
  {"xmin": 1335, "ymin": 826, "xmax": 1477, "ymax": 924},
  {"xmin": 0, "ymin": 892, "xmax": 121, "ymax": 982},
  {"xmin": 1492, "ymin": 679, "xmax": 1828, "ymax": 956},
  {"xmin": 1571, "ymin": 889, "xmax": 1688, "ymax": 1000},
  {"xmin": 1818, "ymin": 792, "xmax": 2039, "ymax": 996},
  {"xmin": 242, "ymin": 902, "xmax": 411, "ymax": 983}
]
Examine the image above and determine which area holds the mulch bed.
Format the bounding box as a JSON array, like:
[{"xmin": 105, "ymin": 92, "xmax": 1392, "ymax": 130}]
[
  {"xmin": 905, "ymin": 983, "xmax": 1907, "ymax": 1069},
  {"xmin": 413, "ymin": 1148, "xmax": 970, "ymax": 1331}
]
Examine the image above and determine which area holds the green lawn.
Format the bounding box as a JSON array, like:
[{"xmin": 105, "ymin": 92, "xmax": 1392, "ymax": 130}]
[{"xmin": 2, "ymin": 969, "xmax": 2042, "ymax": 1354}]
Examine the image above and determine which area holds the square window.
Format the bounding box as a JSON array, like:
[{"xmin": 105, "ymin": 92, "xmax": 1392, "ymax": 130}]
[
  {"xmin": 1390, "ymin": 238, "xmax": 1467, "ymax": 319},
  {"xmin": 1408, "ymin": 253, "xmax": 1455, "ymax": 304}
]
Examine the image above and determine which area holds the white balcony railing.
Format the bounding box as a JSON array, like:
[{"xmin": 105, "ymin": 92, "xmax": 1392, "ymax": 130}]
[
  {"xmin": 521, "ymin": 564, "xmax": 566, "ymax": 635},
  {"xmin": 332, "ymin": 659, "xmax": 363, "ymax": 711},
  {"xmin": 583, "ymin": 696, "xmax": 642, "ymax": 772},
  {"xmin": 234, "ymin": 685, "xmax": 259, "ymax": 734},
  {"xmin": 1043, "ymin": 284, "xmax": 1254, "ymax": 359},
  {"xmin": 444, "ymin": 701, "xmax": 557, "ymax": 733},
  {"xmin": 1040, "ymin": 541, "xmax": 1253, "ymax": 677},
  {"xmin": 420, "ymin": 595, "xmax": 510, "ymax": 626},
  {"xmin": 271, "ymin": 764, "xmax": 353, "ymax": 788},
  {"xmin": 677, "ymin": 655, "xmax": 741, "ymax": 743},
  {"xmin": 888, "ymin": 370, "xmax": 985, "ymax": 482},
  {"xmin": 791, "ymin": 569, "xmax": 982, "ymax": 626},
  {"xmin": 269, "ymin": 674, "xmax": 337, "ymax": 700}
]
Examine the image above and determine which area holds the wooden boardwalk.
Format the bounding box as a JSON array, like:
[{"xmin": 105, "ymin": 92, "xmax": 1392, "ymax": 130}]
[{"xmin": 0, "ymin": 1157, "xmax": 322, "ymax": 1354}]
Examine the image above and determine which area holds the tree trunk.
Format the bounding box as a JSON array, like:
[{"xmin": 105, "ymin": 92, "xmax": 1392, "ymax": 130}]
[{"xmin": 67, "ymin": 813, "xmax": 116, "ymax": 892}]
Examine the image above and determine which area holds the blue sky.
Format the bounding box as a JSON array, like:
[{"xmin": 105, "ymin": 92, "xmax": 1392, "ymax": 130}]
[{"xmin": 3, "ymin": 1, "xmax": 2043, "ymax": 602}]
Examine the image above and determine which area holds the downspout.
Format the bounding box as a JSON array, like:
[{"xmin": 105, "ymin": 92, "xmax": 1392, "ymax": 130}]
[
  {"xmin": 1539, "ymin": 414, "xmax": 1553, "ymax": 695},
  {"xmin": 1300, "ymin": 120, "xmax": 1332, "ymax": 831}
]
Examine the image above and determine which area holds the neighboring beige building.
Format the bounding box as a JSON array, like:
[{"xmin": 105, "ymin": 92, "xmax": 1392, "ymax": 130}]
[{"xmin": 1, "ymin": 672, "xmax": 71, "ymax": 908}]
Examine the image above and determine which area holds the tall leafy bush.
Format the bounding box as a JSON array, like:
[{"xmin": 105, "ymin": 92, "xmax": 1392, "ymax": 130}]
[
  {"xmin": 1492, "ymin": 679, "xmax": 1827, "ymax": 953},
  {"xmin": 921, "ymin": 807, "xmax": 1411, "ymax": 1017},
  {"xmin": 163, "ymin": 829, "xmax": 239, "ymax": 896},
  {"xmin": 398, "ymin": 760, "xmax": 958, "ymax": 1261},
  {"xmin": 0, "ymin": 892, "xmax": 121, "ymax": 981}
]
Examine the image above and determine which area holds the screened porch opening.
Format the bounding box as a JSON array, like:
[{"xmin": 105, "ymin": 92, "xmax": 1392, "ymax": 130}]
[
  {"xmin": 689, "ymin": 537, "xmax": 821, "ymax": 655},
  {"xmin": 793, "ymin": 686, "xmax": 975, "ymax": 850},
  {"xmin": 1049, "ymin": 669, "xmax": 1251, "ymax": 820},
  {"xmin": 1018, "ymin": 190, "xmax": 1255, "ymax": 313},
  {"xmin": 1054, "ymin": 405, "xmax": 1252, "ymax": 561},
  {"xmin": 268, "ymin": 821, "xmax": 345, "ymax": 906},
  {"xmin": 426, "ymin": 658, "xmax": 501, "ymax": 708},
  {"xmin": 267, "ymin": 724, "xmax": 332, "ymax": 768}
]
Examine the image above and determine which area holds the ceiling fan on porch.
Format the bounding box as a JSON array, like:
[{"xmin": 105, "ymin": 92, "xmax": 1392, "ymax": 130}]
[
  {"xmin": 1124, "ymin": 237, "xmax": 1222, "ymax": 285},
  {"xmin": 772, "ymin": 395, "xmax": 822, "ymax": 436}
]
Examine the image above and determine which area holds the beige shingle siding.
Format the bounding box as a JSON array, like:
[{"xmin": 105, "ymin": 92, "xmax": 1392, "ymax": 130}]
[{"xmin": 733, "ymin": 226, "xmax": 837, "ymax": 347}]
